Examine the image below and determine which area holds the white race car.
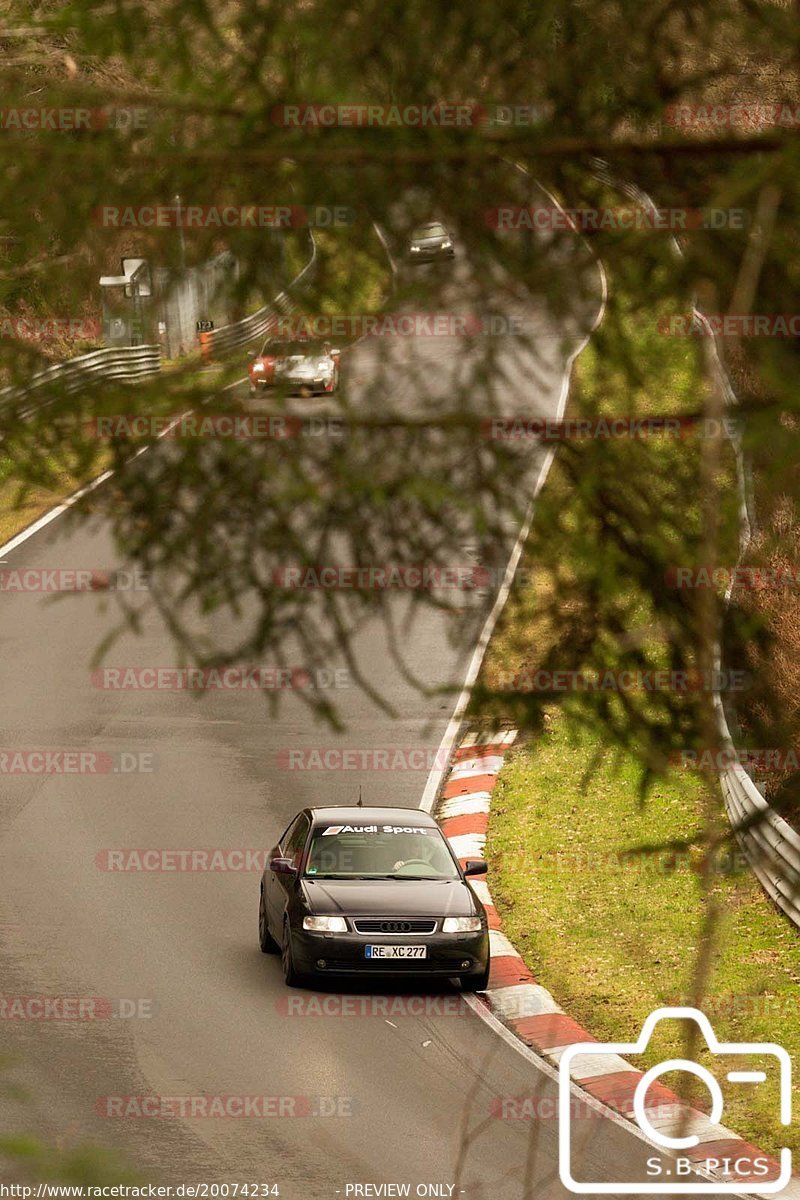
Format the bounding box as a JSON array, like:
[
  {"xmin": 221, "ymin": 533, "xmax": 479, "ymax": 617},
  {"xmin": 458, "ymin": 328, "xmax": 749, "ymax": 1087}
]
[{"xmin": 249, "ymin": 338, "xmax": 340, "ymax": 396}]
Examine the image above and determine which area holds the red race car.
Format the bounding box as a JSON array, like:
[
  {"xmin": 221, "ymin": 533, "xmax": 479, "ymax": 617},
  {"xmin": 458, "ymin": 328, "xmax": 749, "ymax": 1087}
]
[{"xmin": 248, "ymin": 337, "xmax": 340, "ymax": 396}]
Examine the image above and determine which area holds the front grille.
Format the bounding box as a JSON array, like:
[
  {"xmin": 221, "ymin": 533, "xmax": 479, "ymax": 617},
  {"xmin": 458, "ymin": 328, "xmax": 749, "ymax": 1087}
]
[
  {"xmin": 352, "ymin": 918, "xmax": 438, "ymax": 935},
  {"xmin": 318, "ymin": 956, "xmax": 459, "ymax": 972}
]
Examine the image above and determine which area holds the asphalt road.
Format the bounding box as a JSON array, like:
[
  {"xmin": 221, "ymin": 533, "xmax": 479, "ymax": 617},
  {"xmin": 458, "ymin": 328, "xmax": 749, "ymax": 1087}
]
[{"xmin": 0, "ymin": 208, "xmax": 697, "ymax": 1200}]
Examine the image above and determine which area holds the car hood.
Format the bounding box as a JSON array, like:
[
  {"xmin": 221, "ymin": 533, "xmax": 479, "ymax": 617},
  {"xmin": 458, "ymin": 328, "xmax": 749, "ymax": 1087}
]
[
  {"xmin": 412, "ymin": 236, "xmax": 445, "ymax": 248},
  {"xmin": 301, "ymin": 878, "xmax": 479, "ymax": 918},
  {"xmin": 276, "ymin": 356, "xmax": 330, "ymax": 375}
]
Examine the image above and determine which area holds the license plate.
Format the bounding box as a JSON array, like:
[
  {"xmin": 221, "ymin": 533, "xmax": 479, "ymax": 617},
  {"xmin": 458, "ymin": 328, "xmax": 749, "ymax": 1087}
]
[{"xmin": 365, "ymin": 944, "xmax": 427, "ymax": 960}]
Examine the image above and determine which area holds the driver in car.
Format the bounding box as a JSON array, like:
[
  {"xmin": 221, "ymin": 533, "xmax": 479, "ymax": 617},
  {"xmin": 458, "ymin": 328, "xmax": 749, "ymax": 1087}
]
[{"xmin": 391, "ymin": 833, "xmax": 441, "ymax": 873}]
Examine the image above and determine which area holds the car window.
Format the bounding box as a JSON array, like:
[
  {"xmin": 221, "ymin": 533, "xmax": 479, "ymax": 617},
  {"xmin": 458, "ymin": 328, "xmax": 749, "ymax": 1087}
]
[
  {"xmin": 278, "ymin": 815, "xmax": 300, "ymax": 853},
  {"xmin": 412, "ymin": 224, "xmax": 446, "ymax": 239},
  {"xmin": 304, "ymin": 825, "xmax": 460, "ymax": 879},
  {"xmin": 284, "ymin": 814, "xmax": 311, "ymax": 868},
  {"xmin": 259, "ymin": 339, "xmax": 327, "ymax": 357}
]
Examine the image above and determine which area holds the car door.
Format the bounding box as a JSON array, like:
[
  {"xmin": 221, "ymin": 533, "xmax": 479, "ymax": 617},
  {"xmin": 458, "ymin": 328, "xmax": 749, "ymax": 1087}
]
[{"xmin": 267, "ymin": 813, "xmax": 310, "ymax": 931}]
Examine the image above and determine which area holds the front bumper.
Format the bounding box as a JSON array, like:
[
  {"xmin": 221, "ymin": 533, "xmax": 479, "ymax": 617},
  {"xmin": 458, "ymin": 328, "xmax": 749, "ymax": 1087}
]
[
  {"xmin": 250, "ymin": 378, "xmax": 331, "ymax": 394},
  {"xmin": 250, "ymin": 373, "xmax": 333, "ymax": 393},
  {"xmin": 408, "ymin": 247, "xmax": 455, "ymax": 263},
  {"xmin": 291, "ymin": 928, "xmax": 489, "ymax": 977}
]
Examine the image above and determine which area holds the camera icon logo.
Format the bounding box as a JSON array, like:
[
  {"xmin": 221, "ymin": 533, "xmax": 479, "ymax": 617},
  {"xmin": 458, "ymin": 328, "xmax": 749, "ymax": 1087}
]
[{"xmin": 558, "ymin": 1006, "xmax": 792, "ymax": 1194}]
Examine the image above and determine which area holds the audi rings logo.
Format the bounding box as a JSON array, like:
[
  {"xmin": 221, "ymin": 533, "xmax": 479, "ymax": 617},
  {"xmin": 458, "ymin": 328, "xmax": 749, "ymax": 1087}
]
[{"xmin": 380, "ymin": 921, "xmax": 412, "ymax": 933}]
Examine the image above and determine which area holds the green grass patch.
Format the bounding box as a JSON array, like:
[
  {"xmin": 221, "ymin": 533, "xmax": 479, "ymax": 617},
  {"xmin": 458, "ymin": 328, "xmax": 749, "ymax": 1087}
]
[
  {"xmin": 0, "ymin": 453, "xmax": 109, "ymax": 546},
  {"xmin": 488, "ymin": 713, "xmax": 800, "ymax": 1161}
]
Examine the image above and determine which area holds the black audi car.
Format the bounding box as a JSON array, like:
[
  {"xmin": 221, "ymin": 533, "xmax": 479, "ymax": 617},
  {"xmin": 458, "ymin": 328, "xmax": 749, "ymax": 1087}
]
[{"xmin": 258, "ymin": 806, "xmax": 490, "ymax": 990}]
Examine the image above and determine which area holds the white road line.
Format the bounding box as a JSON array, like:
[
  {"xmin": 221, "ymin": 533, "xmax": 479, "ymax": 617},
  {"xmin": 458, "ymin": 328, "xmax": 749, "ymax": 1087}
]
[{"xmin": 419, "ymin": 198, "xmax": 607, "ymax": 813}]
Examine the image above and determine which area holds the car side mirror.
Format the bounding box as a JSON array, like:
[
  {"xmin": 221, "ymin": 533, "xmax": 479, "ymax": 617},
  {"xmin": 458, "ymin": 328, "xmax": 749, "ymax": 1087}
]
[
  {"xmin": 464, "ymin": 859, "xmax": 488, "ymax": 877},
  {"xmin": 269, "ymin": 856, "xmax": 297, "ymax": 876}
]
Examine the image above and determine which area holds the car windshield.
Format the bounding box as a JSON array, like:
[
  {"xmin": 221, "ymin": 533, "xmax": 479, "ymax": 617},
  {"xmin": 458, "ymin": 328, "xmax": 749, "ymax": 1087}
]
[
  {"xmin": 259, "ymin": 339, "xmax": 328, "ymax": 358},
  {"xmin": 412, "ymin": 224, "xmax": 447, "ymax": 240},
  {"xmin": 304, "ymin": 824, "xmax": 460, "ymax": 879}
]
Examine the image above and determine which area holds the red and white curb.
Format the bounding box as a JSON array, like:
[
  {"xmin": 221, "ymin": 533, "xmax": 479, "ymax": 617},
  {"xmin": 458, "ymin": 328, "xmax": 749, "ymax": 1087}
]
[{"xmin": 435, "ymin": 728, "xmax": 798, "ymax": 1196}]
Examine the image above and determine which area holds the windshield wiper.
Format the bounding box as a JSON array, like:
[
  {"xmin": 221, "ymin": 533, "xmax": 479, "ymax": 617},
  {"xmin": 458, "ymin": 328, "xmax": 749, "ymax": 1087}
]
[
  {"xmin": 304, "ymin": 873, "xmax": 378, "ymax": 880},
  {"xmin": 379, "ymin": 874, "xmax": 447, "ymax": 880},
  {"xmin": 305, "ymin": 873, "xmax": 451, "ymax": 881}
]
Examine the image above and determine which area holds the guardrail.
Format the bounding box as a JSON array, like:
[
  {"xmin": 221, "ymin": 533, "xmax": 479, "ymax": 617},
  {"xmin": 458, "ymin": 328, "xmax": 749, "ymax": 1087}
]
[
  {"xmin": 199, "ymin": 234, "xmax": 317, "ymax": 360},
  {"xmin": 2, "ymin": 236, "xmax": 317, "ymax": 417},
  {"xmin": 715, "ymin": 695, "xmax": 800, "ymax": 927},
  {"xmin": 699, "ymin": 312, "xmax": 800, "ymax": 927},
  {"xmin": 592, "ymin": 158, "xmax": 800, "ymax": 928},
  {"xmin": 1, "ymin": 344, "xmax": 162, "ymax": 421}
]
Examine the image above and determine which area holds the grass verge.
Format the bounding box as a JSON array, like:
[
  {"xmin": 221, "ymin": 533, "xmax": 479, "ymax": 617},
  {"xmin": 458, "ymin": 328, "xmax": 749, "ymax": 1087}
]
[
  {"xmin": 0, "ymin": 456, "xmax": 110, "ymax": 547},
  {"xmin": 488, "ymin": 714, "xmax": 800, "ymax": 1161},
  {"xmin": 480, "ymin": 259, "xmax": 799, "ymax": 1161}
]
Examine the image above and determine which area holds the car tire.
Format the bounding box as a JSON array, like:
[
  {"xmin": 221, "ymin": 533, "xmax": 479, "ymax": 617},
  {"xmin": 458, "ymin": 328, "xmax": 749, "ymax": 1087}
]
[
  {"xmin": 258, "ymin": 888, "xmax": 279, "ymax": 954},
  {"xmin": 460, "ymin": 962, "xmax": 490, "ymax": 992},
  {"xmin": 281, "ymin": 918, "xmax": 309, "ymax": 987}
]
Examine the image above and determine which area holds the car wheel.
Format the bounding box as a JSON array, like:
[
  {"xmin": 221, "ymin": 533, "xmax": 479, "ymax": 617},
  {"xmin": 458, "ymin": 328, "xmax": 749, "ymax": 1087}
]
[
  {"xmin": 258, "ymin": 888, "xmax": 279, "ymax": 954},
  {"xmin": 460, "ymin": 963, "xmax": 490, "ymax": 992},
  {"xmin": 281, "ymin": 918, "xmax": 309, "ymax": 987}
]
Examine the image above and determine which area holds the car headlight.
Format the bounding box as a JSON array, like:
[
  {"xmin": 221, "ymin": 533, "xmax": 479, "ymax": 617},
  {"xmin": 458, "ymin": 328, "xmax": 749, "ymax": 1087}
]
[
  {"xmin": 302, "ymin": 915, "xmax": 348, "ymax": 933},
  {"xmin": 441, "ymin": 240, "xmax": 452, "ymax": 248},
  {"xmin": 410, "ymin": 245, "xmax": 421, "ymax": 252},
  {"xmin": 441, "ymin": 916, "xmax": 482, "ymax": 933},
  {"xmin": 252, "ymin": 362, "xmax": 265, "ymax": 372}
]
